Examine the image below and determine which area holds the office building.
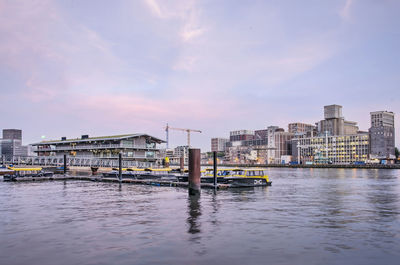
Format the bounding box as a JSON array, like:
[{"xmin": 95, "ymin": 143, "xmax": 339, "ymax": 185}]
[
  {"xmin": 369, "ymin": 111, "xmax": 395, "ymax": 159},
  {"xmin": 292, "ymin": 133, "xmax": 370, "ymax": 164},
  {"xmin": 1, "ymin": 129, "xmax": 28, "ymax": 160},
  {"xmin": 174, "ymin": 145, "xmax": 189, "ymax": 164}
]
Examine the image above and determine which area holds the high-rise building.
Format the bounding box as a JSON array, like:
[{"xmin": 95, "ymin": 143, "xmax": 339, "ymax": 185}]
[
  {"xmin": 1, "ymin": 129, "xmax": 28, "ymax": 161},
  {"xmin": 369, "ymin": 111, "xmax": 395, "ymax": 159},
  {"xmin": 211, "ymin": 138, "xmax": 228, "ymax": 152}
]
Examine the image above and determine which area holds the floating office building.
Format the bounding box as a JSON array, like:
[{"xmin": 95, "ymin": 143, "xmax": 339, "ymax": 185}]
[{"xmin": 32, "ymin": 133, "xmax": 165, "ymax": 162}]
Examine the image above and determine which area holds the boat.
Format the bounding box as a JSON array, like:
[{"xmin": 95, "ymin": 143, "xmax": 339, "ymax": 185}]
[
  {"xmin": 0, "ymin": 165, "xmax": 14, "ymax": 176},
  {"xmin": 3, "ymin": 167, "xmax": 54, "ymax": 181},
  {"xmin": 222, "ymin": 168, "xmax": 272, "ymax": 187},
  {"xmin": 177, "ymin": 168, "xmax": 272, "ymax": 187},
  {"xmin": 176, "ymin": 168, "xmax": 230, "ymax": 183}
]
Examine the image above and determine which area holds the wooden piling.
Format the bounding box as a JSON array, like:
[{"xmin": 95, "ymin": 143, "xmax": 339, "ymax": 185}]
[
  {"xmin": 180, "ymin": 156, "xmax": 184, "ymax": 172},
  {"xmin": 188, "ymin": 148, "xmax": 201, "ymax": 196}
]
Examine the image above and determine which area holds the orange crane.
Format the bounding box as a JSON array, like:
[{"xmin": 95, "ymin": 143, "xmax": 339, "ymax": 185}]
[{"xmin": 165, "ymin": 123, "xmax": 202, "ymax": 148}]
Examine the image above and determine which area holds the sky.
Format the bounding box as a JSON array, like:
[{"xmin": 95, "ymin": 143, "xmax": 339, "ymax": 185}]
[{"xmin": 0, "ymin": 0, "xmax": 399, "ymax": 151}]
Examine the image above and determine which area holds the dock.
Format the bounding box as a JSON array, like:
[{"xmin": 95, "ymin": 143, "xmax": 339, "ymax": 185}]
[{"xmin": 1, "ymin": 175, "xmax": 234, "ymax": 189}]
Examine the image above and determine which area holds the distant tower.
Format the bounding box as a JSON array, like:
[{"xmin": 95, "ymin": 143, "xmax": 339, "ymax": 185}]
[{"xmin": 1, "ymin": 129, "xmax": 26, "ymax": 161}]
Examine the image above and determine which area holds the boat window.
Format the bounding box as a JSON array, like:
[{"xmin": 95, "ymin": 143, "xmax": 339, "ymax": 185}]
[
  {"xmin": 246, "ymin": 171, "xmax": 254, "ymax": 176},
  {"xmin": 233, "ymin": 170, "xmax": 244, "ymax": 176}
]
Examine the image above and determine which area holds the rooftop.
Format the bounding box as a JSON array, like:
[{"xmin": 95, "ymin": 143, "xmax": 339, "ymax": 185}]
[{"xmin": 32, "ymin": 133, "xmax": 165, "ymax": 145}]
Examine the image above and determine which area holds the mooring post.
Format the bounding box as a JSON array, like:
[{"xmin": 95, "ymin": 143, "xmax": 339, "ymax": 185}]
[
  {"xmin": 180, "ymin": 156, "xmax": 184, "ymax": 172},
  {"xmin": 63, "ymin": 154, "xmax": 67, "ymax": 175},
  {"xmin": 118, "ymin": 152, "xmax": 122, "ymax": 182},
  {"xmin": 213, "ymin": 151, "xmax": 217, "ymax": 188},
  {"xmin": 188, "ymin": 148, "xmax": 201, "ymax": 196}
]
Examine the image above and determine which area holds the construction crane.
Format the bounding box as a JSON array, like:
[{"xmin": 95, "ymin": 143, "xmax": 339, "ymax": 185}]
[{"xmin": 165, "ymin": 123, "xmax": 202, "ymax": 148}]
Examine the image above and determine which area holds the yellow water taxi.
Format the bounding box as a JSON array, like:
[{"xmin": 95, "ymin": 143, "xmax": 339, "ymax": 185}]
[
  {"xmin": 4, "ymin": 167, "xmax": 53, "ymax": 181},
  {"xmin": 181, "ymin": 168, "xmax": 271, "ymax": 187},
  {"xmin": 230, "ymin": 168, "xmax": 270, "ymax": 182}
]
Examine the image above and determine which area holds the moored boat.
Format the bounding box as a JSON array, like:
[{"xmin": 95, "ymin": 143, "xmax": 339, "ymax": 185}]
[
  {"xmin": 223, "ymin": 168, "xmax": 271, "ymax": 187},
  {"xmin": 177, "ymin": 168, "xmax": 271, "ymax": 187},
  {"xmin": 3, "ymin": 167, "xmax": 54, "ymax": 181}
]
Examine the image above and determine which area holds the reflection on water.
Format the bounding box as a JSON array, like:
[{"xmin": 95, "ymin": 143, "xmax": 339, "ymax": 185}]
[
  {"xmin": 187, "ymin": 195, "xmax": 201, "ymax": 235},
  {"xmin": 0, "ymin": 168, "xmax": 400, "ymax": 265}
]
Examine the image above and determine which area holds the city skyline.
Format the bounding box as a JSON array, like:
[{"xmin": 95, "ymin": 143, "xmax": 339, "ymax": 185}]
[{"xmin": 1, "ymin": 0, "xmax": 399, "ymax": 151}]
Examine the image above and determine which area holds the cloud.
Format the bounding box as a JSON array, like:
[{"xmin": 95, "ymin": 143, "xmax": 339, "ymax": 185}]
[
  {"xmin": 143, "ymin": 0, "xmax": 205, "ymax": 42},
  {"xmin": 143, "ymin": 0, "xmax": 162, "ymax": 18},
  {"xmin": 0, "ymin": 0, "xmax": 155, "ymax": 102},
  {"xmin": 340, "ymin": 0, "xmax": 354, "ymax": 20},
  {"xmin": 1, "ymin": 0, "xmax": 398, "ymax": 150}
]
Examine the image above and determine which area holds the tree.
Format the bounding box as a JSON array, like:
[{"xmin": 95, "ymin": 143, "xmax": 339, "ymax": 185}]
[{"xmin": 395, "ymin": 147, "xmax": 399, "ymax": 160}]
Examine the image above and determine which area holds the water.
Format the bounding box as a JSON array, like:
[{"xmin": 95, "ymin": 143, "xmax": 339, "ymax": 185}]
[{"xmin": 1, "ymin": 168, "xmax": 399, "ymax": 265}]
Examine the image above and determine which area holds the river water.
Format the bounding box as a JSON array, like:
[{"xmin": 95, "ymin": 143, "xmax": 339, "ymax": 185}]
[{"xmin": 0, "ymin": 168, "xmax": 399, "ymax": 265}]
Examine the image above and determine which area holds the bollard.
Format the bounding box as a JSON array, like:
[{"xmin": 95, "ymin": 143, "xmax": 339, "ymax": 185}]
[
  {"xmin": 188, "ymin": 148, "xmax": 201, "ymax": 196},
  {"xmin": 91, "ymin": 166, "xmax": 98, "ymax": 175},
  {"xmin": 118, "ymin": 152, "xmax": 122, "ymax": 182},
  {"xmin": 63, "ymin": 154, "xmax": 67, "ymax": 174},
  {"xmin": 213, "ymin": 151, "xmax": 217, "ymax": 188},
  {"xmin": 180, "ymin": 156, "xmax": 184, "ymax": 172}
]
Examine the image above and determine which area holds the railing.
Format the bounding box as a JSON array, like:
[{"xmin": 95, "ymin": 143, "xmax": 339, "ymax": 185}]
[{"xmin": 0, "ymin": 155, "xmax": 160, "ymax": 168}]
